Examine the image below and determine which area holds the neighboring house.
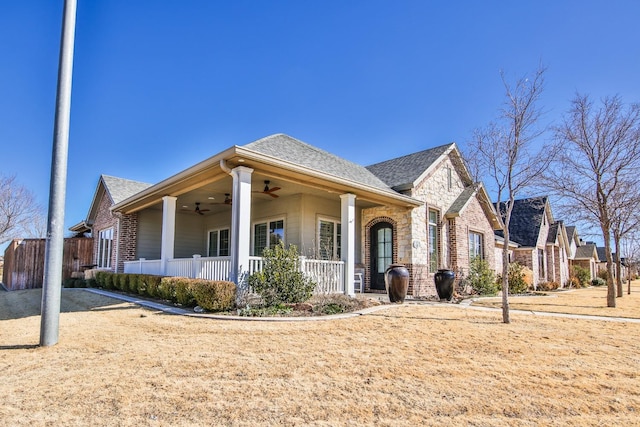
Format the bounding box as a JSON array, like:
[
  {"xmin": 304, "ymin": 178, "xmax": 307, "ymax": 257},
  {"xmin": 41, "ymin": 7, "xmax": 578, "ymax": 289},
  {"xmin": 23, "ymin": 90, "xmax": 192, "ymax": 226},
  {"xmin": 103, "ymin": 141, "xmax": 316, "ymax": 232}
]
[
  {"xmin": 73, "ymin": 134, "xmax": 500, "ymax": 297},
  {"xmin": 546, "ymin": 221, "xmax": 570, "ymax": 287},
  {"xmin": 494, "ymin": 235, "xmax": 519, "ymax": 275},
  {"xmin": 565, "ymin": 226, "xmax": 580, "ymax": 263},
  {"xmin": 495, "ymin": 197, "xmax": 569, "ymax": 289},
  {"xmin": 573, "ymin": 243, "xmax": 599, "ymax": 281},
  {"xmin": 595, "ymin": 247, "xmax": 626, "ymax": 281}
]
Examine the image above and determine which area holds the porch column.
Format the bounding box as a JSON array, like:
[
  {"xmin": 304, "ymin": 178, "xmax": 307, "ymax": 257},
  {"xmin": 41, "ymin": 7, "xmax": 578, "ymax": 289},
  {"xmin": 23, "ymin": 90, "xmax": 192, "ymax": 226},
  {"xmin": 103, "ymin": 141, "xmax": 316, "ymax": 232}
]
[
  {"xmin": 341, "ymin": 193, "xmax": 356, "ymax": 296},
  {"xmin": 160, "ymin": 195, "xmax": 177, "ymax": 275},
  {"xmin": 229, "ymin": 166, "xmax": 253, "ymax": 285}
]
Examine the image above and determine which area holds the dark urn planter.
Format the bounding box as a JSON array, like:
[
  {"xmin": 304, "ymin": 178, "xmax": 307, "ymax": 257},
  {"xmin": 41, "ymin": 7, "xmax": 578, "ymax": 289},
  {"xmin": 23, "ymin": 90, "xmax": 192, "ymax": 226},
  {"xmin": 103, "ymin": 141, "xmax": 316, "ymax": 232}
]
[
  {"xmin": 385, "ymin": 264, "xmax": 409, "ymax": 303},
  {"xmin": 434, "ymin": 269, "xmax": 455, "ymax": 301}
]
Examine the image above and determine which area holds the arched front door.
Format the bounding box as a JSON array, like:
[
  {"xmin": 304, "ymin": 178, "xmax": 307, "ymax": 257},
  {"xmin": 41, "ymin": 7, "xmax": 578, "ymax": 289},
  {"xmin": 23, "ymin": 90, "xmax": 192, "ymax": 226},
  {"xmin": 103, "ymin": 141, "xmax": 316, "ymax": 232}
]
[{"xmin": 370, "ymin": 222, "xmax": 393, "ymax": 290}]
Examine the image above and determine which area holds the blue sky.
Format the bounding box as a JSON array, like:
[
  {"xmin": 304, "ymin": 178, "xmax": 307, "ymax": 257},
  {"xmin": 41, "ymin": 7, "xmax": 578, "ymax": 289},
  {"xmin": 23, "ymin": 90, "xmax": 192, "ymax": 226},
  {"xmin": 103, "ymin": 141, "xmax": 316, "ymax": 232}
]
[{"xmin": 1, "ymin": 1, "xmax": 639, "ymax": 246}]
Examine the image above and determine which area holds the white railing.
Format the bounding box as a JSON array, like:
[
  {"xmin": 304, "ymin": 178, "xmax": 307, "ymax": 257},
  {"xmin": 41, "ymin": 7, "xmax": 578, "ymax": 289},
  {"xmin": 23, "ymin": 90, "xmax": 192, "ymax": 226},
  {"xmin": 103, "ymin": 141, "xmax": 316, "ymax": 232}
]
[
  {"xmin": 123, "ymin": 258, "xmax": 162, "ymax": 275},
  {"xmin": 123, "ymin": 255, "xmax": 345, "ymax": 293},
  {"xmin": 301, "ymin": 258, "xmax": 345, "ymax": 294}
]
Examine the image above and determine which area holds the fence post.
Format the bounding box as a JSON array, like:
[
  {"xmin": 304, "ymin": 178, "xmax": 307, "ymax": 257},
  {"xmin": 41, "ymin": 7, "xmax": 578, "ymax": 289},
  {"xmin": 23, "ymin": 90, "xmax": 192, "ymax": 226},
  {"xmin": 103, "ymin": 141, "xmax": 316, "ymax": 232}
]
[{"xmin": 192, "ymin": 254, "xmax": 201, "ymax": 279}]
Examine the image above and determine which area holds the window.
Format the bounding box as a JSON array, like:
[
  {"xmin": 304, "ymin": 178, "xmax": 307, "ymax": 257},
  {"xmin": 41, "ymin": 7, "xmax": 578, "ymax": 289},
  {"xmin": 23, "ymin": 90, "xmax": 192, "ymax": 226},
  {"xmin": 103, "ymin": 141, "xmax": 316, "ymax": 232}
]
[
  {"xmin": 253, "ymin": 219, "xmax": 284, "ymax": 256},
  {"xmin": 538, "ymin": 249, "xmax": 545, "ymax": 279},
  {"xmin": 469, "ymin": 231, "xmax": 484, "ymax": 260},
  {"xmin": 208, "ymin": 228, "xmax": 230, "ymax": 257},
  {"xmin": 318, "ymin": 218, "xmax": 341, "ymax": 260},
  {"xmin": 428, "ymin": 209, "xmax": 439, "ymax": 272},
  {"xmin": 447, "ymin": 166, "xmax": 453, "ymax": 191},
  {"xmin": 97, "ymin": 228, "xmax": 114, "ymax": 269},
  {"xmin": 377, "ymin": 226, "xmax": 393, "ymax": 273}
]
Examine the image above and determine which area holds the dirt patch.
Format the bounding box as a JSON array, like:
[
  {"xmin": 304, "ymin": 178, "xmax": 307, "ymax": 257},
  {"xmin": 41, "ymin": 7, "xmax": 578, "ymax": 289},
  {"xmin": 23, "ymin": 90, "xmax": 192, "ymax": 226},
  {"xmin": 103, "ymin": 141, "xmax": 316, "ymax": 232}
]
[{"xmin": 1, "ymin": 286, "xmax": 639, "ymax": 426}]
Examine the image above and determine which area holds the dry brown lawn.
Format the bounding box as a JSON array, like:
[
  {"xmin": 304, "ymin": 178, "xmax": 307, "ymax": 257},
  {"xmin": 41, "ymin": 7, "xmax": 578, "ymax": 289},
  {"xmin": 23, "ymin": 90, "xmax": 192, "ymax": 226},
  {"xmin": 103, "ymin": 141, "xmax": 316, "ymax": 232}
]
[
  {"xmin": 471, "ymin": 282, "xmax": 640, "ymax": 319},
  {"xmin": 1, "ymin": 284, "xmax": 639, "ymax": 426}
]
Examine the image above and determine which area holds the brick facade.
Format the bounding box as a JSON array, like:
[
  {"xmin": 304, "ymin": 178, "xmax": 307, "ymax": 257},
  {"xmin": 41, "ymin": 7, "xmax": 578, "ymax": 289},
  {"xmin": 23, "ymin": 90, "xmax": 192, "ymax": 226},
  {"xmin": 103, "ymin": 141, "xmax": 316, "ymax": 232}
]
[
  {"xmin": 361, "ymin": 154, "xmax": 497, "ymax": 297},
  {"xmin": 92, "ymin": 190, "xmax": 139, "ymax": 273}
]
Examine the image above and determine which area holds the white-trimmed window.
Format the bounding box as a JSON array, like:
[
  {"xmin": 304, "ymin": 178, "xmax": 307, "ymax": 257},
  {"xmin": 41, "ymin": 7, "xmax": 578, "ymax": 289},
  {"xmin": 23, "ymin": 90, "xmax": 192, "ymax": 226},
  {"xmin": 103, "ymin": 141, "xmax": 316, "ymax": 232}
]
[
  {"xmin": 97, "ymin": 227, "xmax": 114, "ymax": 269},
  {"xmin": 253, "ymin": 218, "xmax": 284, "ymax": 256},
  {"xmin": 428, "ymin": 209, "xmax": 439, "ymax": 272},
  {"xmin": 469, "ymin": 231, "xmax": 484, "ymax": 260},
  {"xmin": 318, "ymin": 218, "xmax": 341, "ymax": 260},
  {"xmin": 208, "ymin": 228, "xmax": 230, "ymax": 257}
]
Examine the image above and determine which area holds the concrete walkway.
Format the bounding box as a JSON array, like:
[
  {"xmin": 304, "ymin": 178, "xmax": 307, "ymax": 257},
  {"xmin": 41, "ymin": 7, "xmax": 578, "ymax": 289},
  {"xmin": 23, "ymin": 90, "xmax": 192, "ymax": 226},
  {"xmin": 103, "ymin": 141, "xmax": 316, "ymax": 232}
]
[{"xmin": 84, "ymin": 288, "xmax": 640, "ymax": 324}]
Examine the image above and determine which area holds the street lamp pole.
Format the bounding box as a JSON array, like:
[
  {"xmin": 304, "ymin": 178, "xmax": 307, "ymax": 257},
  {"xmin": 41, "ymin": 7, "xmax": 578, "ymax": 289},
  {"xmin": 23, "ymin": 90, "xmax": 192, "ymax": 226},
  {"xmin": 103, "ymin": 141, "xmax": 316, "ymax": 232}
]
[{"xmin": 40, "ymin": 0, "xmax": 78, "ymax": 347}]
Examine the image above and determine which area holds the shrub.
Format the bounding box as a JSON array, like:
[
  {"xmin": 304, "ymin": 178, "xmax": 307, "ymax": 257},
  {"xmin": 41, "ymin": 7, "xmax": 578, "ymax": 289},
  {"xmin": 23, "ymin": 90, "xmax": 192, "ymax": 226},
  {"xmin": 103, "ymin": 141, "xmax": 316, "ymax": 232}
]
[
  {"xmin": 571, "ymin": 265, "xmax": 590, "ymax": 288},
  {"xmin": 507, "ymin": 262, "xmax": 529, "ymax": 294},
  {"xmin": 468, "ymin": 257, "xmax": 498, "ymax": 295},
  {"xmin": 591, "ymin": 277, "xmax": 606, "ymax": 287},
  {"xmin": 85, "ymin": 278, "xmax": 97, "ymax": 288},
  {"xmin": 248, "ymin": 242, "xmax": 316, "ymax": 306},
  {"xmin": 157, "ymin": 277, "xmax": 177, "ymax": 301},
  {"xmin": 597, "ymin": 269, "xmax": 609, "ymax": 281},
  {"xmin": 174, "ymin": 278, "xmax": 196, "ymax": 306},
  {"xmin": 144, "ymin": 275, "xmax": 163, "ymax": 298},
  {"xmin": 538, "ymin": 281, "xmax": 559, "ymax": 291},
  {"xmin": 191, "ymin": 280, "xmax": 236, "ymax": 312}
]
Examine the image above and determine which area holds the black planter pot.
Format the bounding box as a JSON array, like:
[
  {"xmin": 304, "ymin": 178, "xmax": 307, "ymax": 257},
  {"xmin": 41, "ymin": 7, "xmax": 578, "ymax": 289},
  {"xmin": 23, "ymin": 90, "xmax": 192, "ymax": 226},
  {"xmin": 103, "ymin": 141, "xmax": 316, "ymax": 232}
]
[
  {"xmin": 434, "ymin": 269, "xmax": 455, "ymax": 301},
  {"xmin": 385, "ymin": 264, "xmax": 409, "ymax": 303}
]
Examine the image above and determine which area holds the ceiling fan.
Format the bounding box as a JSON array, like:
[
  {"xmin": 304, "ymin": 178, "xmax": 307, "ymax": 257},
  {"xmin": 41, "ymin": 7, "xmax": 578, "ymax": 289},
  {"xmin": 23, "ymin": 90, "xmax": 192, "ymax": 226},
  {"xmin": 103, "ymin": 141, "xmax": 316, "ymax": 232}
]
[
  {"xmin": 209, "ymin": 193, "xmax": 232, "ymax": 206},
  {"xmin": 255, "ymin": 180, "xmax": 280, "ymax": 198},
  {"xmin": 184, "ymin": 202, "xmax": 210, "ymax": 215}
]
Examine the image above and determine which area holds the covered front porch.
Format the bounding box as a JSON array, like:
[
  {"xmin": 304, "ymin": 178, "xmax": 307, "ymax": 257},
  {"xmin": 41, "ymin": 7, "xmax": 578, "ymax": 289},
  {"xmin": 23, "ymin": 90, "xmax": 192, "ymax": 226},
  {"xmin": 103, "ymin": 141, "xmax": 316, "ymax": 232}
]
[
  {"xmin": 109, "ymin": 135, "xmax": 422, "ymax": 298},
  {"xmin": 123, "ymin": 255, "xmax": 346, "ymax": 294}
]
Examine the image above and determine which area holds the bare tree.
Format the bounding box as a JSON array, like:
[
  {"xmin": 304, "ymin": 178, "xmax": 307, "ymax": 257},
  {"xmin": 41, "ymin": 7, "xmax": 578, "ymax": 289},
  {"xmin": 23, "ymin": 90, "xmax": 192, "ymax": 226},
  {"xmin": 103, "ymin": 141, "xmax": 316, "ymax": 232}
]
[
  {"xmin": 465, "ymin": 65, "xmax": 553, "ymax": 323},
  {"xmin": 545, "ymin": 94, "xmax": 640, "ymax": 307},
  {"xmin": 0, "ymin": 174, "xmax": 45, "ymax": 244},
  {"xmin": 621, "ymin": 231, "xmax": 640, "ymax": 295},
  {"xmin": 610, "ymin": 180, "xmax": 640, "ymax": 296}
]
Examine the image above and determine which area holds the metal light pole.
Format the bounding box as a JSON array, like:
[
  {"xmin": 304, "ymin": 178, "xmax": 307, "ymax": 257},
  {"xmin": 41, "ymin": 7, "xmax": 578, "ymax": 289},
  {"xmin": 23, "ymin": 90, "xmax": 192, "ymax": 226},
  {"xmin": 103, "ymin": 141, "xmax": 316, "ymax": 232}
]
[{"xmin": 40, "ymin": 0, "xmax": 77, "ymax": 347}]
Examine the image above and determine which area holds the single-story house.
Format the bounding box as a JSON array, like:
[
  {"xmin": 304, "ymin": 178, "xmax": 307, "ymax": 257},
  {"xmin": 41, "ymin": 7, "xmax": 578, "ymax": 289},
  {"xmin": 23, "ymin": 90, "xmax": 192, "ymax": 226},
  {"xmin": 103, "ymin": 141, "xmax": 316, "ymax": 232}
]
[
  {"xmin": 494, "ymin": 196, "xmax": 570, "ymax": 289},
  {"xmin": 72, "ymin": 134, "xmax": 500, "ymax": 297}
]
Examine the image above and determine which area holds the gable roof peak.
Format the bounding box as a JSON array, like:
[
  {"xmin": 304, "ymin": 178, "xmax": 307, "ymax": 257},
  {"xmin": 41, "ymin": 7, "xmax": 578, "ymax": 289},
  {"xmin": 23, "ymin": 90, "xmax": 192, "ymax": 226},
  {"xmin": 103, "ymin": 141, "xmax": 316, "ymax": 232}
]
[{"xmin": 365, "ymin": 142, "xmax": 465, "ymax": 190}]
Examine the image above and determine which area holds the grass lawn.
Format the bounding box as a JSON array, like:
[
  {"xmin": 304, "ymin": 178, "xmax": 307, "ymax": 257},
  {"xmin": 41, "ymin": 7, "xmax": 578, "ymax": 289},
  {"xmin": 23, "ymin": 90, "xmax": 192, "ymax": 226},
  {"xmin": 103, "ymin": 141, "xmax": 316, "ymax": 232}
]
[{"xmin": 1, "ymin": 284, "xmax": 639, "ymax": 426}]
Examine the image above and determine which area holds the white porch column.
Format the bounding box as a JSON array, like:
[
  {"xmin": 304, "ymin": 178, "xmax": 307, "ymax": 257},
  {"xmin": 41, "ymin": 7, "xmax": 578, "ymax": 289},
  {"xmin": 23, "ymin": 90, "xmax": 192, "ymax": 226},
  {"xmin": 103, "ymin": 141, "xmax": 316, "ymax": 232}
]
[
  {"xmin": 229, "ymin": 166, "xmax": 253, "ymax": 285},
  {"xmin": 341, "ymin": 193, "xmax": 356, "ymax": 297},
  {"xmin": 160, "ymin": 195, "xmax": 177, "ymax": 275}
]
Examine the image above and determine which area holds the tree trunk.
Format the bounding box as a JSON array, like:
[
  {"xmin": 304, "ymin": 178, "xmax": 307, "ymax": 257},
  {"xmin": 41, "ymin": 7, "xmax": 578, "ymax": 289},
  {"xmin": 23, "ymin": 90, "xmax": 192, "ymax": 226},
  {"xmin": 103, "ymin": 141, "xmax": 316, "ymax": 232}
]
[
  {"xmin": 603, "ymin": 231, "xmax": 616, "ymax": 308},
  {"xmin": 615, "ymin": 236, "xmax": 623, "ymax": 297},
  {"xmin": 501, "ymin": 241, "xmax": 510, "ymax": 324}
]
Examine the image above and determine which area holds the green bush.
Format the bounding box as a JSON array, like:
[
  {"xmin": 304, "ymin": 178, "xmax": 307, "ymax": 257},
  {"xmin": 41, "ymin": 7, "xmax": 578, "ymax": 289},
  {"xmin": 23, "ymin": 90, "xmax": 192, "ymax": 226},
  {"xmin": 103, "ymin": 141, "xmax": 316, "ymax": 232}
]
[
  {"xmin": 507, "ymin": 262, "xmax": 529, "ymax": 294},
  {"xmin": 591, "ymin": 277, "xmax": 606, "ymax": 287},
  {"xmin": 191, "ymin": 280, "xmax": 236, "ymax": 312},
  {"xmin": 144, "ymin": 275, "xmax": 163, "ymax": 298},
  {"xmin": 157, "ymin": 277, "xmax": 177, "ymax": 301},
  {"xmin": 468, "ymin": 257, "xmax": 498, "ymax": 295},
  {"xmin": 174, "ymin": 278, "xmax": 197, "ymax": 306},
  {"xmin": 85, "ymin": 278, "xmax": 97, "ymax": 288},
  {"xmin": 571, "ymin": 265, "xmax": 590, "ymax": 288},
  {"xmin": 248, "ymin": 242, "xmax": 316, "ymax": 306}
]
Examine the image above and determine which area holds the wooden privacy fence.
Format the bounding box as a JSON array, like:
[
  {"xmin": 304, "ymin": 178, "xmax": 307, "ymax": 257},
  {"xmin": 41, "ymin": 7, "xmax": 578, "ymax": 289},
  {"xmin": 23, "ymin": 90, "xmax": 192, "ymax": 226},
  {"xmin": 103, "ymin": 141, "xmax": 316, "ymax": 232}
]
[{"xmin": 2, "ymin": 238, "xmax": 94, "ymax": 291}]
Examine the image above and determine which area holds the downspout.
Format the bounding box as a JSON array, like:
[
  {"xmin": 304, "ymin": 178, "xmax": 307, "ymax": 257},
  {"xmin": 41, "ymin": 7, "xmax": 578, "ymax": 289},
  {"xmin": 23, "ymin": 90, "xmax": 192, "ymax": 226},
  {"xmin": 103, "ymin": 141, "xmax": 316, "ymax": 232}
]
[{"xmin": 220, "ymin": 159, "xmax": 232, "ymax": 175}]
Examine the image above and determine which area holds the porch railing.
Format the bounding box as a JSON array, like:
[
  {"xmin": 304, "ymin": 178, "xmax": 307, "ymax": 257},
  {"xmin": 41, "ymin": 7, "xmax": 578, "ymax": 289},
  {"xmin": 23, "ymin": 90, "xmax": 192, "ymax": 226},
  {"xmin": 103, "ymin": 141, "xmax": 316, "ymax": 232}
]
[{"xmin": 123, "ymin": 255, "xmax": 345, "ymax": 293}]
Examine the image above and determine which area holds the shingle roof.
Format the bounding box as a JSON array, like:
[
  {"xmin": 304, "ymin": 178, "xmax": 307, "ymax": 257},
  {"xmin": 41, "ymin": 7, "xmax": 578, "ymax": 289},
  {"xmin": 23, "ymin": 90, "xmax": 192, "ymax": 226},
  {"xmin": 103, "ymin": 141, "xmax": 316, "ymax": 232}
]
[
  {"xmin": 495, "ymin": 196, "xmax": 548, "ymax": 247},
  {"xmin": 101, "ymin": 175, "xmax": 152, "ymax": 204},
  {"xmin": 446, "ymin": 185, "xmax": 477, "ymax": 217},
  {"xmin": 575, "ymin": 244, "xmax": 598, "ymax": 260},
  {"xmin": 365, "ymin": 143, "xmax": 453, "ymax": 190},
  {"xmin": 547, "ymin": 222, "xmax": 560, "ymax": 244},
  {"xmin": 242, "ymin": 134, "xmax": 393, "ymax": 191}
]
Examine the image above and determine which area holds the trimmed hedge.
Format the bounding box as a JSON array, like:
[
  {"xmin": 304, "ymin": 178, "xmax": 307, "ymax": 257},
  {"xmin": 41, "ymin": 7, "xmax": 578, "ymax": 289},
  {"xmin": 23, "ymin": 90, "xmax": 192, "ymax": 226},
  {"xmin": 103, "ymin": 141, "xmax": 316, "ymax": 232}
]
[{"xmin": 91, "ymin": 271, "xmax": 235, "ymax": 312}]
